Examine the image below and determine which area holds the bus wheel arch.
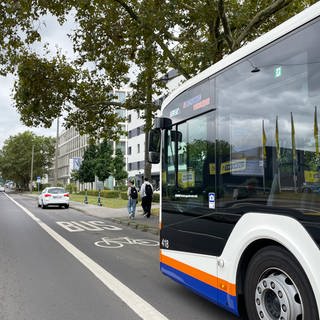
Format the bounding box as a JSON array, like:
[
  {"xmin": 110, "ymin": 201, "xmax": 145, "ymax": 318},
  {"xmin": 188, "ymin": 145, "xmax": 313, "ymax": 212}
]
[{"xmin": 238, "ymin": 244, "xmax": 318, "ymax": 320}]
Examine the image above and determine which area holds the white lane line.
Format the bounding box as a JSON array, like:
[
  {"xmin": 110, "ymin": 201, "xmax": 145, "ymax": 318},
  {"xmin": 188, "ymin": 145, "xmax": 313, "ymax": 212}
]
[{"xmin": 5, "ymin": 193, "xmax": 169, "ymax": 320}]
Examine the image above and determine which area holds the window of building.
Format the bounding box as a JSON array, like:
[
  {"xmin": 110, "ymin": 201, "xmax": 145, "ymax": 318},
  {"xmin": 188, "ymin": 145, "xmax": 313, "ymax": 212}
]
[
  {"xmin": 116, "ymin": 141, "xmax": 126, "ymax": 155},
  {"xmin": 137, "ymin": 144, "xmax": 140, "ymax": 153},
  {"xmin": 128, "ymin": 146, "xmax": 132, "ymax": 155}
]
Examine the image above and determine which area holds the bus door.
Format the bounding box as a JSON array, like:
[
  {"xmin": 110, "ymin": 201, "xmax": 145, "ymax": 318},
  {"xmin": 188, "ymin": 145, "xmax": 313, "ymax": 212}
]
[{"xmin": 161, "ymin": 110, "xmax": 227, "ymax": 257}]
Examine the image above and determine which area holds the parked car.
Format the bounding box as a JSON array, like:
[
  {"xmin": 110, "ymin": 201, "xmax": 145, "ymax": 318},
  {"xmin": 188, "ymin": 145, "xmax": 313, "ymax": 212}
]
[
  {"xmin": 38, "ymin": 187, "xmax": 69, "ymax": 209},
  {"xmin": 0, "ymin": 185, "xmax": 5, "ymax": 192}
]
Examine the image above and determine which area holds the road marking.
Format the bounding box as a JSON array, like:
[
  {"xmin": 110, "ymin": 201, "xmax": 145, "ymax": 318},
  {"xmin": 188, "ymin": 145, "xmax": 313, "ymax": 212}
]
[
  {"xmin": 56, "ymin": 220, "xmax": 122, "ymax": 232},
  {"xmin": 5, "ymin": 193, "xmax": 169, "ymax": 320},
  {"xmin": 95, "ymin": 236, "xmax": 159, "ymax": 248}
]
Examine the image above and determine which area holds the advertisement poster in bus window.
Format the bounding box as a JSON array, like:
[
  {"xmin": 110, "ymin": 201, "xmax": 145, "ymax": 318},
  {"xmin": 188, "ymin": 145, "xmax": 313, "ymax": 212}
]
[
  {"xmin": 178, "ymin": 170, "xmax": 195, "ymax": 188},
  {"xmin": 304, "ymin": 170, "xmax": 320, "ymax": 183}
]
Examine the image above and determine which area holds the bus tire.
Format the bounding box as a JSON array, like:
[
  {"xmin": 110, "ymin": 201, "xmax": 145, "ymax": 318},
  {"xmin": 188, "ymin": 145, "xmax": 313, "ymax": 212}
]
[{"xmin": 244, "ymin": 245, "xmax": 318, "ymax": 320}]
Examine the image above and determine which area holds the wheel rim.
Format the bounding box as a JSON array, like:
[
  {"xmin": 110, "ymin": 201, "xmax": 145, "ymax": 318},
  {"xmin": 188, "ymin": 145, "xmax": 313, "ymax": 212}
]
[{"xmin": 255, "ymin": 269, "xmax": 303, "ymax": 320}]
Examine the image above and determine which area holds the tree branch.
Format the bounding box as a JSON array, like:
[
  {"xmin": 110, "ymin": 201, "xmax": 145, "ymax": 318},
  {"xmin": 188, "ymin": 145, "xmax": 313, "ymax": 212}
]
[
  {"xmin": 217, "ymin": 0, "xmax": 234, "ymax": 51},
  {"xmin": 235, "ymin": 0, "xmax": 294, "ymax": 48},
  {"xmin": 112, "ymin": 0, "xmax": 191, "ymax": 79}
]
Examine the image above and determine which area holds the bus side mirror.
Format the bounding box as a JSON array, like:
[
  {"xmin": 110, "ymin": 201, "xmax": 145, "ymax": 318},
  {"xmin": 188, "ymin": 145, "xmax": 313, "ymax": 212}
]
[
  {"xmin": 171, "ymin": 130, "xmax": 182, "ymax": 142},
  {"xmin": 148, "ymin": 129, "xmax": 161, "ymax": 164}
]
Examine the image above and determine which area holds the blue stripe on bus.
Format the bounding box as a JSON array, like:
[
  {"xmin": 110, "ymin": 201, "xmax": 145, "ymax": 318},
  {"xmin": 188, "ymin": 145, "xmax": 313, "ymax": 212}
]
[{"xmin": 160, "ymin": 262, "xmax": 239, "ymax": 316}]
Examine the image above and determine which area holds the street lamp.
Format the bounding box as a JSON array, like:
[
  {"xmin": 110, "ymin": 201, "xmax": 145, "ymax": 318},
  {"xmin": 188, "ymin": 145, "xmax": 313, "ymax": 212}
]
[{"xmin": 29, "ymin": 144, "xmax": 34, "ymax": 192}]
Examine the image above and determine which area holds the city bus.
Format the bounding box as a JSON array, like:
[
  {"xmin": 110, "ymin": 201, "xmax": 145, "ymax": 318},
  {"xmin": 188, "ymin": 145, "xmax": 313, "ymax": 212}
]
[{"xmin": 148, "ymin": 3, "xmax": 320, "ymax": 319}]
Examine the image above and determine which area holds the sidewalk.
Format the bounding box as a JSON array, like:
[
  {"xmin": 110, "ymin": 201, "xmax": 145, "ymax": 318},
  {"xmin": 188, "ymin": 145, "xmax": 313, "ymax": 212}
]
[
  {"xmin": 21, "ymin": 192, "xmax": 160, "ymax": 235},
  {"xmin": 70, "ymin": 201, "xmax": 160, "ymax": 234}
]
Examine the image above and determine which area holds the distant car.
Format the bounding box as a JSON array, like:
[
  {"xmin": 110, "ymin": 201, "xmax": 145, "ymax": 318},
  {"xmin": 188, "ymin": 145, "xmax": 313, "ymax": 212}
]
[
  {"xmin": 0, "ymin": 185, "xmax": 5, "ymax": 192},
  {"xmin": 38, "ymin": 187, "xmax": 69, "ymax": 209}
]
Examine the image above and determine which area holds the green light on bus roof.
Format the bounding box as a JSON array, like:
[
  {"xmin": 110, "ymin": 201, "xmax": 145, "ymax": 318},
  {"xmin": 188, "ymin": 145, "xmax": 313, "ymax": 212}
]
[{"xmin": 274, "ymin": 66, "xmax": 282, "ymax": 78}]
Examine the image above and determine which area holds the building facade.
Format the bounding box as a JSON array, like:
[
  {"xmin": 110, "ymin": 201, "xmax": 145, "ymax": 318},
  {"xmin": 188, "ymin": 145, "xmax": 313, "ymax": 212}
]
[
  {"xmin": 54, "ymin": 90, "xmax": 128, "ymax": 190},
  {"xmin": 53, "ymin": 74, "xmax": 184, "ymax": 190}
]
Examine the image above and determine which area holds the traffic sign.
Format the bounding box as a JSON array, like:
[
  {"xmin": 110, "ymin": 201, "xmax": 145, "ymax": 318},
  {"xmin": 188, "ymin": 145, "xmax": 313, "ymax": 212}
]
[{"xmin": 208, "ymin": 192, "xmax": 215, "ymax": 209}]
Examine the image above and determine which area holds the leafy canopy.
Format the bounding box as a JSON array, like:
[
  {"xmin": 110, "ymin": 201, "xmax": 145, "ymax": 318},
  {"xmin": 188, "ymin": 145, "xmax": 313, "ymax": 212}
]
[
  {"xmin": 0, "ymin": 131, "xmax": 55, "ymax": 188},
  {"xmin": 4, "ymin": 0, "xmax": 315, "ymax": 140},
  {"xmin": 0, "ymin": 0, "xmax": 317, "ymax": 180}
]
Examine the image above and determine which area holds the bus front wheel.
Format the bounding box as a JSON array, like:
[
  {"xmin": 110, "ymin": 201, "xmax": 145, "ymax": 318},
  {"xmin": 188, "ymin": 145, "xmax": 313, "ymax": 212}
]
[{"xmin": 244, "ymin": 245, "xmax": 318, "ymax": 320}]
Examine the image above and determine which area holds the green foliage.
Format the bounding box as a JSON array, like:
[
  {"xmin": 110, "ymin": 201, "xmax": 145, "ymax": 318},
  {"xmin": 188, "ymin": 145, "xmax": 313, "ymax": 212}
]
[
  {"xmin": 0, "ymin": 131, "xmax": 55, "ymax": 189},
  {"xmin": 78, "ymin": 144, "xmax": 97, "ymax": 183},
  {"xmin": 66, "ymin": 183, "xmax": 77, "ymax": 194},
  {"xmin": 74, "ymin": 141, "xmax": 128, "ymax": 186},
  {"xmin": 1, "ymin": 0, "xmax": 316, "ymax": 180},
  {"xmin": 113, "ymin": 149, "xmax": 128, "ymax": 185},
  {"xmin": 101, "ymin": 190, "xmax": 120, "ymax": 199},
  {"xmin": 152, "ymin": 192, "xmax": 160, "ymax": 203},
  {"xmin": 95, "ymin": 140, "xmax": 113, "ymax": 182},
  {"xmin": 120, "ymin": 191, "xmax": 129, "ymax": 200},
  {"xmin": 14, "ymin": 53, "xmax": 76, "ymax": 128},
  {"xmin": 79, "ymin": 189, "xmax": 120, "ymax": 199}
]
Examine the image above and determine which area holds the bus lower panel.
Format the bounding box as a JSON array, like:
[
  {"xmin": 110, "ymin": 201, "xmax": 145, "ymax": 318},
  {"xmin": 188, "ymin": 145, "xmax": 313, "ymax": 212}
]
[{"xmin": 160, "ymin": 262, "xmax": 239, "ymax": 316}]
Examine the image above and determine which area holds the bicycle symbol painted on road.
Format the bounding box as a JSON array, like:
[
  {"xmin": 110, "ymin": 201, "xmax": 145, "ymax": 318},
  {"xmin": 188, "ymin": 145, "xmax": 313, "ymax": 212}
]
[{"xmin": 94, "ymin": 236, "xmax": 159, "ymax": 249}]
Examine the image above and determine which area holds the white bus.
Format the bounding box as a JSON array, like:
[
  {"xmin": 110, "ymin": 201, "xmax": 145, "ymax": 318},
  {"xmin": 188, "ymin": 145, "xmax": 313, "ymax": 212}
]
[{"xmin": 148, "ymin": 3, "xmax": 320, "ymax": 319}]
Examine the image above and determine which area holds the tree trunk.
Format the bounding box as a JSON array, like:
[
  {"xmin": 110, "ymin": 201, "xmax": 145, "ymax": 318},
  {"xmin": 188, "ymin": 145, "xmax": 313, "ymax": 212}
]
[{"xmin": 144, "ymin": 81, "xmax": 152, "ymax": 181}]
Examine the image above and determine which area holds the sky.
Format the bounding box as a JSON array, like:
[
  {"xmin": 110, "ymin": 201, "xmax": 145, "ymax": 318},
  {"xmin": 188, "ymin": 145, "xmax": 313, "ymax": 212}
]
[{"xmin": 0, "ymin": 14, "xmax": 75, "ymax": 148}]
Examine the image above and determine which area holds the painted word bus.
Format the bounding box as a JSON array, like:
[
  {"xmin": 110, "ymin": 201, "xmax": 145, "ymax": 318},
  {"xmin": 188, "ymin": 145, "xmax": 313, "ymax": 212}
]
[{"xmin": 149, "ymin": 3, "xmax": 320, "ymax": 319}]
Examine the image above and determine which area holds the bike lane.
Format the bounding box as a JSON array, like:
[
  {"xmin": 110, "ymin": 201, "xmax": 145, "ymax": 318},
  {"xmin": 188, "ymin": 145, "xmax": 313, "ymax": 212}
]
[{"xmin": 10, "ymin": 193, "xmax": 238, "ymax": 320}]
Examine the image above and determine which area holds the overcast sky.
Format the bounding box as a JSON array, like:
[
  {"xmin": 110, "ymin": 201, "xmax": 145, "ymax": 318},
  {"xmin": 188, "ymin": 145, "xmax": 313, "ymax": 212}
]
[{"xmin": 0, "ymin": 14, "xmax": 75, "ymax": 148}]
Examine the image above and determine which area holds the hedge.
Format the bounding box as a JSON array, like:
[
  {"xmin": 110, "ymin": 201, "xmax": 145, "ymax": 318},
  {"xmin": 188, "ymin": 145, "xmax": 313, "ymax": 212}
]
[
  {"xmin": 76, "ymin": 189, "xmax": 159, "ymax": 202},
  {"xmin": 78, "ymin": 189, "xmax": 120, "ymax": 198}
]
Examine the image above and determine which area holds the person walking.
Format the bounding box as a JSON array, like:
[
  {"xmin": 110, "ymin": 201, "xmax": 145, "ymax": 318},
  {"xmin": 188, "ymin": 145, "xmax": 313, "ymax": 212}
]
[
  {"xmin": 127, "ymin": 180, "xmax": 138, "ymax": 219},
  {"xmin": 140, "ymin": 177, "xmax": 153, "ymax": 218}
]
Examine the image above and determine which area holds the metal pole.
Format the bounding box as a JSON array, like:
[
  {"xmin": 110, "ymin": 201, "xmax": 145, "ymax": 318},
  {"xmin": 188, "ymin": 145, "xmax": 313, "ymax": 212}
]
[
  {"xmin": 54, "ymin": 117, "xmax": 59, "ymax": 186},
  {"xmin": 84, "ymin": 188, "xmax": 88, "ymax": 204},
  {"xmin": 98, "ymin": 189, "xmax": 102, "ymax": 206},
  {"xmin": 30, "ymin": 144, "xmax": 34, "ymax": 192}
]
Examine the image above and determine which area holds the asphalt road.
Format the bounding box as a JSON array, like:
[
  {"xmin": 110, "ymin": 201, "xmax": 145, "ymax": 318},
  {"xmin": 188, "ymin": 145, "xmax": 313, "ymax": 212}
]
[{"xmin": 0, "ymin": 191, "xmax": 239, "ymax": 320}]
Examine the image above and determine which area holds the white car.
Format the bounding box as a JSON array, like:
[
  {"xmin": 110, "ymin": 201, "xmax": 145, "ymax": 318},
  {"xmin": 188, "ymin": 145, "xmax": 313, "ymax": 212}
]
[
  {"xmin": 38, "ymin": 187, "xmax": 69, "ymax": 209},
  {"xmin": 0, "ymin": 185, "xmax": 5, "ymax": 192}
]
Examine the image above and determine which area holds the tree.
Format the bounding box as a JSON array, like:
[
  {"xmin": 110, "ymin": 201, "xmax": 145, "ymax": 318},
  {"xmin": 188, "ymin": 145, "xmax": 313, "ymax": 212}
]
[
  {"xmin": 1, "ymin": 0, "xmax": 316, "ymax": 180},
  {"xmin": 95, "ymin": 140, "xmax": 113, "ymax": 182},
  {"xmin": 77, "ymin": 143, "xmax": 97, "ymax": 187},
  {"xmin": 112, "ymin": 149, "xmax": 128, "ymax": 186},
  {"xmin": 0, "ymin": 131, "xmax": 55, "ymax": 189}
]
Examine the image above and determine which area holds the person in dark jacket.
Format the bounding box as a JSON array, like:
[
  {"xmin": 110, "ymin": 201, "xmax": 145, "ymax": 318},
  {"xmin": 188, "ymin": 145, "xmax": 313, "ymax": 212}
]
[
  {"xmin": 127, "ymin": 180, "xmax": 138, "ymax": 219},
  {"xmin": 140, "ymin": 178, "xmax": 153, "ymax": 218}
]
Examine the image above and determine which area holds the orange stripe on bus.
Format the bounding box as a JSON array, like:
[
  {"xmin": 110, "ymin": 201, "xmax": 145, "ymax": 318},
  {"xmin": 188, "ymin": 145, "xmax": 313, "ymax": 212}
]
[{"xmin": 160, "ymin": 253, "xmax": 236, "ymax": 296}]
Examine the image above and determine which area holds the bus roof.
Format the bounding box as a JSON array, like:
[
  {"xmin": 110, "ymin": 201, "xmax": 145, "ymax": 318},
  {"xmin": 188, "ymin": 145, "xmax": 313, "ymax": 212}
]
[{"xmin": 161, "ymin": 2, "xmax": 320, "ymax": 112}]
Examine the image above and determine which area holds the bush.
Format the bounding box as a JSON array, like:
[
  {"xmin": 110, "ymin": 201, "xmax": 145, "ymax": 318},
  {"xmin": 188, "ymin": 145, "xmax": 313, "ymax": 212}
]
[
  {"xmin": 66, "ymin": 183, "xmax": 77, "ymax": 194},
  {"xmin": 87, "ymin": 190, "xmax": 99, "ymax": 196},
  {"xmin": 114, "ymin": 185, "xmax": 128, "ymax": 192},
  {"xmin": 120, "ymin": 191, "xmax": 128, "ymax": 200},
  {"xmin": 77, "ymin": 189, "xmax": 121, "ymax": 199},
  {"xmin": 101, "ymin": 190, "xmax": 120, "ymax": 198},
  {"xmin": 152, "ymin": 193, "xmax": 160, "ymax": 203}
]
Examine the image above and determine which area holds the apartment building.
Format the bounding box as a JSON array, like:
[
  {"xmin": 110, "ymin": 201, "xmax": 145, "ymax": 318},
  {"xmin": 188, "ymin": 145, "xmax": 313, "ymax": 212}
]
[
  {"xmin": 54, "ymin": 90, "xmax": 128, "ymax": 189},
  {"xmin": 126, "ymin": 70, "xmax": 185, "ymax": 189},
  {"xmin": 127, "ymin": 109, "xmax": 160, "ymax": 189},
  {"xmin": 53, "ymin": 73, "xmax": 184, "ymax": 190}
]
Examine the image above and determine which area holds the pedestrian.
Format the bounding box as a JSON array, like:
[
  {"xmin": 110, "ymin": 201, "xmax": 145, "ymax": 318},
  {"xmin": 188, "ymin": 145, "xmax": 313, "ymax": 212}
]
[
  {"xmin": 140, "ymin": 177, "xmax": 153, "ymax": 218},
  {"xmin": 127, "ymin": 180, "xmax": 138, "ymax": 219}
]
